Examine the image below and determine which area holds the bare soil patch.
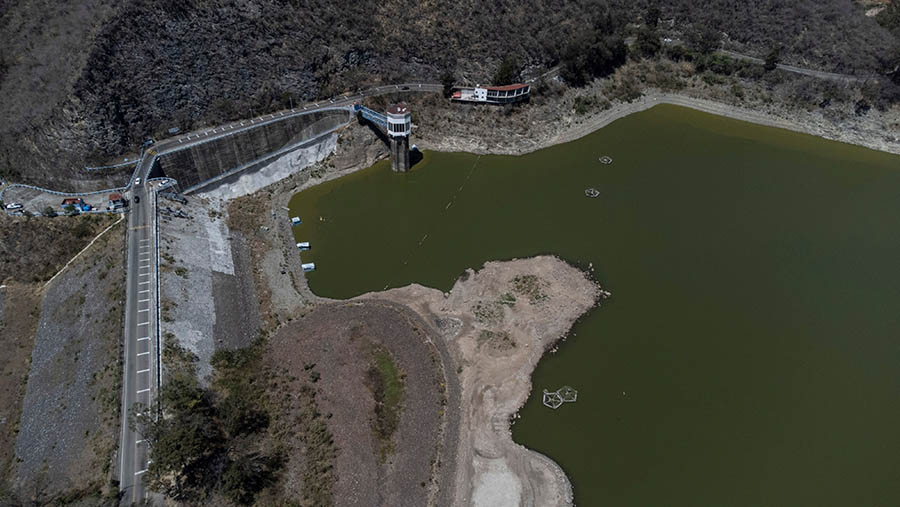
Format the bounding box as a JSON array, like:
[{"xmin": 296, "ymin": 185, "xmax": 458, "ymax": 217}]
[{"xmin": 267, "ymin": 300, "xmax": 456, "ymax": 506}]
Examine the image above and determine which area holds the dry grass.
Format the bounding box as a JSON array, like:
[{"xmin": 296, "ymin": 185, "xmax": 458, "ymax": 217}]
[{"xmin": 0, "ymin": 214, "xmax": 116, "ymax": 284}]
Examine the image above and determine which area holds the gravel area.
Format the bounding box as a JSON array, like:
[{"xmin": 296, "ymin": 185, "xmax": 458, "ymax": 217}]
[
  {"xmin": 12, "ymin": 223, "xmax": 125, "ymax": 500},
  {"xmin": 159, "ymin": 197, "xmax": 259, "ymax": 383},
  {"xmin": 2, "ymin": 185, "xmax": 129, "ymax": 217},
  {"xmin": 268, "ymin": 300, "xmax": 457, "ymax": 506},
  {"xmin": 0, "ymin": 284, "xmax": 41, "ymax": 488},
  {"xmin": 211, "ymin": 231, "xmax": 259, "ymax": 350}
]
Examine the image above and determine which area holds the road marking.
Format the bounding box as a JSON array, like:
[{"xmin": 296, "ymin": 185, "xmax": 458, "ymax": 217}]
[
  {"xmin": 138, "ymin": 309, "xmax": 150, "ymax": 313},
  {"xmin": 138, "ymin": 336, "xmax": 150, "ymax": 342},
  {"xmin": 137, "ymin": 368, "xmax": 150, "ymax": 374},
  {"xmin": 137, "ymin": 352, "xmax": 150, "ymax": 357},
  {"xmin": 138, "ymin": 322, "xmax": 149, "ymax": 326},
  {"xmin": 137, "ymin": 388, "xmax": 150, "ymax": 394},
  {"xmin": 240, "ymin": 122, "xmax": 244, "ymax": 126},
  {"xmin": 138, "ymin": 298, "xmax": 150, "ymax": 303},
  {"xmin": 140, "ymin": 238, "xmax": 149, "ymax": 242},
  {"xmin": 135, "ymin": 469, "xmax": 147, "ymax": 475},
  {"xmin": 139, "ymin": 273, "xmax": 149, "ymax": 277},
  {"xmin": 135, "ymin": 439, "xmax": 144, "ymax": 444},
  {"xmin": 139, "ymin": 281, "xmax": 150, "ymax": 286},
  {"xmin": 139, "ymin": 289, "xmax": 149, "ymax": 294}
]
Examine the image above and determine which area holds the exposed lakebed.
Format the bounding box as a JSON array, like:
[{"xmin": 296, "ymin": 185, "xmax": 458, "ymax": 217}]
[{"xmin": 290, "ymin": 105, "xmax": 900, "ymax": 506}]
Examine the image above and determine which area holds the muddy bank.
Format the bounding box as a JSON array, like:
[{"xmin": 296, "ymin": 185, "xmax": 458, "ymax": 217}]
[{"xmin": 361, "ymin": 256, "xmax": 600, "ymax": 507}]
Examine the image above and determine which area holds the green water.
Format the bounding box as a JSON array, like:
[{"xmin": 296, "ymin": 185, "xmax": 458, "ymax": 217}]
[{"xmin": 289, "ymin": 105, "xmax": 900, "ymax": 505}]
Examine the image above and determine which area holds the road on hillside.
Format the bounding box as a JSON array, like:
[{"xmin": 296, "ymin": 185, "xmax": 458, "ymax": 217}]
[
  {"xmin": 118, "ymin": 172, "xmax": 158, "ymax": 505},
  {"xmin": 718, "ymin": 50, "xmax": 869, "ymax": 83}
]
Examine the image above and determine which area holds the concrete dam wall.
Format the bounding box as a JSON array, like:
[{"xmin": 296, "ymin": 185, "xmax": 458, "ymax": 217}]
[{"xmin": 156, "ymin": 109, "xmax": 351, "ymax": 192}]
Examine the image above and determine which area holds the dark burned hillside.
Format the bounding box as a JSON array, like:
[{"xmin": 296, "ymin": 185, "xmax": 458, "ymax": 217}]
[{"xmin": 0, "ymin": 0, "xmax": 896, "ymax": 187}]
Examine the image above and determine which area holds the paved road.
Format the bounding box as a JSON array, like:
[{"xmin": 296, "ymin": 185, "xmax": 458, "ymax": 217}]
[{"xmin": 117, "ymin": 175, "xmax": 159, "ymax": 505}]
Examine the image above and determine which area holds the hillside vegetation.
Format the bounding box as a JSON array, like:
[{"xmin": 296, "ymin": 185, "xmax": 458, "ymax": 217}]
[{"xmin": 0, "ymin": 0, "xmax": 897, "ymax": 187}]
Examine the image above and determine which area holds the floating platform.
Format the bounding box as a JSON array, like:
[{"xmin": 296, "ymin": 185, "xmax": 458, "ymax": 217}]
[
  {"xmin": 599, "ymin": 155, "xmax": 613, "ymax": 164},
  {"xmin": 296, "ymin": 242, "xmax": 310, "ymax": 250},
  {"xmin": 301, "ymin": 262, "xmax": 316, "ymax": 272},
  {"xmin": 291, "ymin": 216, "xmax": 302, "ymax": 226},
  {"xmin": 585, "ymin": 188, "xmax": 600, "ymax": 198},
  {"xmin": 543, "ymin": 385, "xmax": 578, "ymax": 409}
]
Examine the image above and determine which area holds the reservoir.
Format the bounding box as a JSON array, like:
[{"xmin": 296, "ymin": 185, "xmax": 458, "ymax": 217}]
[{"xmin": 289, "ymin": 105, "xmax": 900, "ymax": 505}]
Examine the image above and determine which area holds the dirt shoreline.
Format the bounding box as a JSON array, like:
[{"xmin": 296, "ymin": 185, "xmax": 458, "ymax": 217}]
[
  {"xmin": 357, "ymin": 257, "xmax": 599, "ymax": 507},
  {"xmin": 417, "ymin": 90, "xmax": 900, "ymax": 157}
]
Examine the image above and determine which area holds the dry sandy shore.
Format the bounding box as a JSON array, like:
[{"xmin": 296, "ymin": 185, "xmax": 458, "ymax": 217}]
[
  {"xmin": 418, "ymin": 90, "xmax": 900, "ymax": 157},
  {"xmin": 361, "ymin": 257, "xmax": 600, "ymax": 507}
]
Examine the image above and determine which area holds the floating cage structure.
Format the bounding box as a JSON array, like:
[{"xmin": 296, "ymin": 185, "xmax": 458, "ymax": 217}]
[
  {"xmin": 599, "ymin": 155, "xmax": 613, "ymax": 164},
  {"xmin": 585, "ymin": 188, "xmax": 600, "ymax": 198},
  {"xmin": 543, "ymin": 385, "xmax": 578, "ymax": 409}
]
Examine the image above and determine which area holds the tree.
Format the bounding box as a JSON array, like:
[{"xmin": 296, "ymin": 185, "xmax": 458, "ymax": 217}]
[
  {"xmin": 493, "ymin": 55, "xmax": 521, "ymax": 86},
  {"xmin": 221, "ymin": 453, "xmax": 282, "ymax": 505},
  {"xmin": 764, "ymin": 44, "xmax": 782, "ymax": 72},
  {"xmin": 686, "ymin": 26, "xmax": 720, "ymax": 55},
  {"xmin": 561, "ymin": 32, "xmax": 627, "ymax": 87},
  {"xmin": 881, "ymin": 45, "xmax": 900, "ymax": 85},
  {"xmin": 43, "ymin": 206, "xmax": 57, "ymax": 217},
  {"xmin": 136, "ymin": 374, "xmax": 222, "ymax": 497},
  {"xmin": 440, "ymin": 69, "xmax": 455, "ymax": 98},
  {"xmin": 634, "ymin": 27, "xmax": 661, "ymax": 58},
  {"xmin": 876, "ymin": 1, "xmax": 900, "ymax": 36},
  {"xmin": 646, "ymin": 4, "xmax": 661, "ymax": 29}
]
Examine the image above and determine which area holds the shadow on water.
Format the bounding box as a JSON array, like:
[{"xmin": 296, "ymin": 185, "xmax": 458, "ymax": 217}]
[{"xmin": 409, "ymin": 147, "xmax": 424, "ymax": 168}]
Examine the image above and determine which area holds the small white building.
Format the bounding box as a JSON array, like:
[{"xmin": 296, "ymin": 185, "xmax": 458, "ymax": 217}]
[
  {"xmin": 291, "ymin": 216, "xmax": 301, "ymax": 226},
  {"xmin": 296, "ymin": 242, "xmax": 310, "ymax": 250},
  {"xmin": 451, "ymin": 83, "xmax": 530, "ymax": 104},
  {"xmin": 301, "ymin": 263, "xmax": 316, "ymax": 272}
]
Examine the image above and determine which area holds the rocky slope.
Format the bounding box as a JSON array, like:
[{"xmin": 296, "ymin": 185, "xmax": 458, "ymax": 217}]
[{"xmin": 0, "ymin": 0, "xmax": 896, "ymax": 187}]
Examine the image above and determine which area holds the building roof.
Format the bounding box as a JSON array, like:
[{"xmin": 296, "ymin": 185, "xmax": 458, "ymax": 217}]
[
  {"xmin": 109, "ymin": 193, "xmax": 123, "ymax": 200},
  {"xmin": 485, "ymin": 83, "xmax": 530, "ymax": 92},
  {"xmin": 62, "ymin": 198, "xmax": 83, "ymax": 205},
  {"xmin": 387, "ymin": 103, "xmax": 410, "ymax": 115}
]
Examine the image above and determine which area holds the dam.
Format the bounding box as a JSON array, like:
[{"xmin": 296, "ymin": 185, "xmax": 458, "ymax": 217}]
[{"xmin": 153, "ymin": 108, "xmax": 353, "ymax": 193}]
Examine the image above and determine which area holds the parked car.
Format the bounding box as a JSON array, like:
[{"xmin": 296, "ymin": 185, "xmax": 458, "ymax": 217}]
[
  {"xmin": 134, "ymin": 177, "xmax": 141, "ymax": 186},
  {"xmin": 5, "ymin": 202, "xmax": 23, "ymax": 210}
]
